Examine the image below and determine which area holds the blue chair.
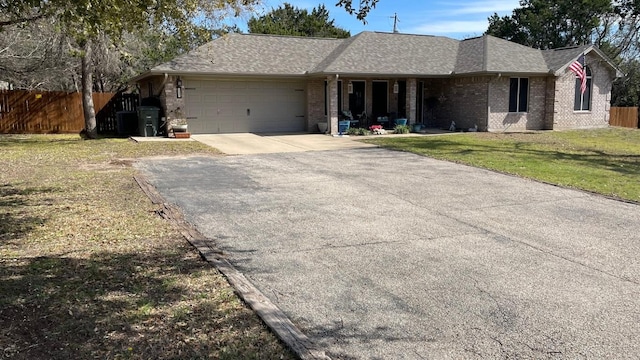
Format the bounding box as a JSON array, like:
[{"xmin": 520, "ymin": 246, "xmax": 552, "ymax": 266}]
[{"xmin": 338, "ymin": 120, "xmax": 350, "ymax": 134}]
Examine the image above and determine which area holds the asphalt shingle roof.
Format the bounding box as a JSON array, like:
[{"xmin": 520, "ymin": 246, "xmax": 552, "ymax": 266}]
[
  {"xmin": 484, "ymin": 36, "xmax": 550, "ymax": 73},
  {"xmin": 542, "ymin": 45, "xmax": 592, "ymax": 73},
  {"xmin": 152, "ymin": 34, "xmax": 343, "ymax": 76},
  {"xmin": 455, "ymin": 36, "xmax": 485, "ymax": 74},
  {"xmin": 142, "ymin": 31, "xmax": 616, "ymax": 79},
  {"xmin": 315, "ymin": 32, "xmax": 459, "ymax": 76}
]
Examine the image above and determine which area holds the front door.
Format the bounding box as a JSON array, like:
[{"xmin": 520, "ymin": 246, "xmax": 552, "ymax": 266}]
[
  {"xmin": 348, "ymin": 81, "xmax": 366, "ymax": 117},
  {"xmin": 372, "ymin": 81, "xmax": 388, "ymax": 119}
]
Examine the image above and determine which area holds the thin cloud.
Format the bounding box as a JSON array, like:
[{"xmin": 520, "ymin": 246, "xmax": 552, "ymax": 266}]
[
  {"xmin": 409, "ymin": 20, "xmax": 491, "ymax": 34},
  {"xmin": 443, "ymin": 0, "xmax": 519, "ymax": 15}
]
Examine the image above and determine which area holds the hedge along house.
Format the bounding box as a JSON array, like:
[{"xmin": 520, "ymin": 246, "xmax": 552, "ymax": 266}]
[{"xmin": 130, "ymin": 31, "xmax": 622, "ymax": 135}]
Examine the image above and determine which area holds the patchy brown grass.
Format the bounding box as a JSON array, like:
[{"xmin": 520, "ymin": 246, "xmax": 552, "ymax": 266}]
[{"xmin": 0, "ymin": 135, "xmax": 295, "ymax": 359}]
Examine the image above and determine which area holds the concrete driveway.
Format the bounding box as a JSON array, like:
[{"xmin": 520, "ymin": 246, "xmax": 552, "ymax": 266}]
[
  {"xmin": 136, "ymin": 148, "xmax": 640, "ymax": 359},
  {"xmin": 192, "ymin": 133, "xmax": 376, "ymax": 154}
]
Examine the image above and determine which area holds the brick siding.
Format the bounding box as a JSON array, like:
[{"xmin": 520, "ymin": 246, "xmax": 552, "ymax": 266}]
[
  {"xmin": 436, "ymin": 77, "xmax": 489, "ymax": 131},
  {"xmin": 307, "ymin": 79, "xmax": 325, "ymax": 132},
  {"xmin": 487, "ymin": 76, "xmax": 547, "ymax": 131},
  {"xmin": 149, "ymin": 56, "xmax": 615, "ymax": 134},
  {"xmin": 551, "ymin": 53, "xmax": 614, "ymax": 130}
]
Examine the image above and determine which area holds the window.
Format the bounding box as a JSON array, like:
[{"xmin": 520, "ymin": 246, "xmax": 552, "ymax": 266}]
[
  {"xmin": 574, "ymin": 66, "xmax": 592, "ymax": 111},
  {"xmin": 509, "ymin": 78, "xmax": 529, "ymax": 112}
]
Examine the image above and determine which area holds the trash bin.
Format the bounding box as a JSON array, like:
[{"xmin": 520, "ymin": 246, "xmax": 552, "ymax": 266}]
[
  {"xmin": 137, "ymin": 106, "xmax": 160, "ymax": 137},
  {"xmin": 116, "ymin": 111, "xmax": 137, "ymax": 136}
]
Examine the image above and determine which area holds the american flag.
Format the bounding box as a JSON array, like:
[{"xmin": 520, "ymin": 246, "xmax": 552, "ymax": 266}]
[{"xmin": 569, "ymin": 54, "xmax": 587, "ymax": 94}]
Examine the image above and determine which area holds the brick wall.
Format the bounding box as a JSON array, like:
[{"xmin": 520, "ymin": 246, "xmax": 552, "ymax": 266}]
[
  {"xmin": 407, "ymin": 78, "xmax": 417, "ymax": 124},
  {"xmin": 487, "ymin": 76, "xmax": 547, "ymax": 131},
  {"xmin": 544, "ymin": 77, "xmax": 556, "ymax": 129},
  {"xmin": 164, "ymin": 75, "xmax": 185, "ymax": 128},
  {"xmin": 551, "ymin": 53, "xmax": 614, "ymax": 130},
  {"xmin": 140, "ymin": 76, "xmax": 163, "ymax": 99},
  {"xmin": 307, "ymin": 79, "xmax": 325, "ymax": 132},
  {"xmin": 437, "ymin": 77, "xmax": 489, "ymax": 130}
]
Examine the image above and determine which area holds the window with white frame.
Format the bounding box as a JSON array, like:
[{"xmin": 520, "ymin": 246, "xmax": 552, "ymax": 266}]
[
  {"xmin": 509, "ymin": 78, "xmax": 529, "ymax": 113},
  {"xmin": 574, "ymin": 66, "xmax": 592, "ymax": 111}
]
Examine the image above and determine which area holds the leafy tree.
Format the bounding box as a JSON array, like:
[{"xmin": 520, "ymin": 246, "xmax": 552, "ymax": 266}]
[
  {"xmin": 612, "ymin": 59, "xmax": 640, "ymax": 106},
  {"xmin": 248, "ymin": 3, "xmax": 350, "ymax": 38},
  {"xmin": 486, "ymin": 0, "xmax": 612, "ymax": 49},
  {"xmin": 484, "ymin": 0, "xmax": 640, "ymax": 110},
  {"xmin": 2, "ymin": 0, "xmax": 259, "ymax": 138},
  {"xmin": 335, "ymin": 0, "xmax": 378, "ymax": 22}
]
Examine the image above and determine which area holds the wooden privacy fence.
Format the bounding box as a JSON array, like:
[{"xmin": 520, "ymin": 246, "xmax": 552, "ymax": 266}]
[
  {"xmin": 609, "ymin": 107, "xmax": 639, "ymax": 129},
  {"xmin": 96, "ymin": 92, "xmax": 139, "ymax": 134},
  {"xmin": 0, "ymin": 90, "xmax": 140, "ymax": 134}
]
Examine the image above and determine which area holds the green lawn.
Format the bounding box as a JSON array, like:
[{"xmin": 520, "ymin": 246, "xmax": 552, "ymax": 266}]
[
  {"xmin": 0, "ymin": 135, "xmax": 294, "ymax": 360},
  {"xmin": 364, "ymin": 128, "xmax": 640, "ymax": 202}
]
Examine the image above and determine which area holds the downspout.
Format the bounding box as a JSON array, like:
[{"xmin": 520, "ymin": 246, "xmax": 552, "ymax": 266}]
[{"xmin": 157, "ymin": 73, "xmax": 169, "ymax": 97}]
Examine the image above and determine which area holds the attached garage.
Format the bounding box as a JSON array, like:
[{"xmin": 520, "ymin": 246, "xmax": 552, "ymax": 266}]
[{"xmin": 183, "ymin": 79, "xmax": 307, "ymax": 134}]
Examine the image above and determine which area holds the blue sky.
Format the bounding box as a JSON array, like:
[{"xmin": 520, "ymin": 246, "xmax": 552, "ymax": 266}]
[{"xmin": 250, "ymin": 0, "xmax": 521, "ymax": 39}]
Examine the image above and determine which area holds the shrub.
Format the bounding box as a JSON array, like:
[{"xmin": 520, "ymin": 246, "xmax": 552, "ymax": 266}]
[
  {"xmin": 394, "ymin": 125, "xmax": 411, "ymax": 134},
  {"xmin": 347, "ymin": 127, "xmax": 371, "ymax": 136}
]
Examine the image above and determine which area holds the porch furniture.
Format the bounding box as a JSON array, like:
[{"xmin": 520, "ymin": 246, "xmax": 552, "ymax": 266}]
[
  {"xmin": 377, "ymin": 116, "xmax": 389, "ymax": 128},
  {"xmin": 338, "ymin": 120, "xmax": 350, "ymax": 134},
  {"xmin": 342, "ymin": 110, "xmax": 359, "ymax": 128},
  {"xmin": 342, "ymin": 110, "xmax": 353, "ymax": 120}
]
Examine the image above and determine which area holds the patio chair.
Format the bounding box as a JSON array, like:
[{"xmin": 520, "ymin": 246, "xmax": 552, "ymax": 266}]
[
  {"xmin": 338, "ymin": 120, "xmax": 350, "ymax": 134},
  {"xmin": 342, "ymin": 110, "xmax": 360, "ymax": 128}
]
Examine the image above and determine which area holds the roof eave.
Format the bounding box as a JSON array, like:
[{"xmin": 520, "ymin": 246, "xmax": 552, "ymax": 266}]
[
  {"xmin": 308, "ymin": 71, "xmax": 457, "ymax": 78},
  {"xmin": 131, "ymin": 69, "xmax": 310, "ymax": 82}
]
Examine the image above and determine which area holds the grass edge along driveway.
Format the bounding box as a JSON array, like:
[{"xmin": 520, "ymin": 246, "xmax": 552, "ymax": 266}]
[
  {"xmin": 0, "ymin": 135, "xmax": 295, "ymax": 360},
  {"xmin": 364, "ymin": 128, "xmax": 640, "ymax": 203}
]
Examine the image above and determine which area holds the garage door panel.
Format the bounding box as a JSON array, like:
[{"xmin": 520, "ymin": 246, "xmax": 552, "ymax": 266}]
[{"xmin": 184, "ymin": 79, "xmax": 305, "ymax": 134}]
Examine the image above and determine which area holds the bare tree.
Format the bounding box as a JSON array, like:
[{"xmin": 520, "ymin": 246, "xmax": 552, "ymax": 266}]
[{"xmin": 0, "ymin": 19, "xmax": 77, "ymax": 90}]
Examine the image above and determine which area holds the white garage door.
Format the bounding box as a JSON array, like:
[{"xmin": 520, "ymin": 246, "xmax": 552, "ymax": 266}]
[{"xmin": 183, "ymin": 79, "xmax": 306, "ymax": 134}]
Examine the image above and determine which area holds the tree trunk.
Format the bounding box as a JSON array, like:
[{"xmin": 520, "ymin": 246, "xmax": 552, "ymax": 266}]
[{"xmin": 81, "ymin": 40, "xmax": 97, "ymax": 139}]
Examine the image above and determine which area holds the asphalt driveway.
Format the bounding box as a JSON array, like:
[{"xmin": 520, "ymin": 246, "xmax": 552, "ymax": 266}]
[
  {"xmin": 191, "ymin": 133, "xmax": 377, "ymax": 154},
  {"xmin": 136, "ymin": 148, "xmax": 640, "ymax": 359}
]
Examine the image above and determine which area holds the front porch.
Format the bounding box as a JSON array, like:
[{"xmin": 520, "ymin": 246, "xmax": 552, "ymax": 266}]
[{"xmin": 314, "ymin": 76, "xmax": 453, "ymax": 135}]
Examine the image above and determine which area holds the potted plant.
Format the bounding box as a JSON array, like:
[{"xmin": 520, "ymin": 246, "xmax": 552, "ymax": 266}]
[{"xmin": 170, "ymin": 107, "xmax": 188, "ymax": 132}]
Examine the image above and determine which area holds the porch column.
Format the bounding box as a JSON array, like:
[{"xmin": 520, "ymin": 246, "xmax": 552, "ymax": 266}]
[
  {"xmin": 327, "ymin": 75, "xmax": 339, "ymax": 134},
  {"xmin": 407, "ymin": 78, "xmax": 417, "ymax": 124}
]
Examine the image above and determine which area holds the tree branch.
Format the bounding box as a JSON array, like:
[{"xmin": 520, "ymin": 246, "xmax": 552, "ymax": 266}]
[{"xmin": 0, "ymin": 13, "xmax": 46, "ymax": 27}]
